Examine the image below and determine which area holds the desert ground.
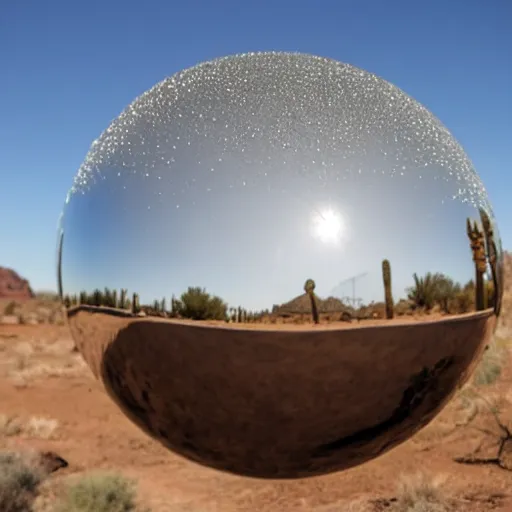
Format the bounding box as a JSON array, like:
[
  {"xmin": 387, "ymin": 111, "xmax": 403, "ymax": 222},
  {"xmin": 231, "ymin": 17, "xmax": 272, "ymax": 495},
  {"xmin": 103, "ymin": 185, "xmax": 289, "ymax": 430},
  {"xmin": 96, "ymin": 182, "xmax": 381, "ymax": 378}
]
[
  {"xmin": 1, "ymin": 252, "xmax": 512, "ymax": 511},
  {"xmin": 0, "ymin": 316, "xmax": 511, "ymax": 510}
]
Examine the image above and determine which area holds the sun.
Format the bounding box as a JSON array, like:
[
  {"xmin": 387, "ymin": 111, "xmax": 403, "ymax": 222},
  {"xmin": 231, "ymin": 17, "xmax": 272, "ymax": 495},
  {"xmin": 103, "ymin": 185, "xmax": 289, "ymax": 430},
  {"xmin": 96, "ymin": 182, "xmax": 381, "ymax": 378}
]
[{"xmin": 312, "ymin": 208, "xmax": 344, "ymax": 244}]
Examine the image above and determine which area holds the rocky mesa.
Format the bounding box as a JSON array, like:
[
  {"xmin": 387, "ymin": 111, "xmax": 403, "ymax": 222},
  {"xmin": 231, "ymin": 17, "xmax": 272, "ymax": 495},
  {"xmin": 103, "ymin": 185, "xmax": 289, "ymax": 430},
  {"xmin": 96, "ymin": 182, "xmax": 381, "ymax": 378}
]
[{"xmin": 0, "ymin": 267, "xmax": 35, "ymax": 300}]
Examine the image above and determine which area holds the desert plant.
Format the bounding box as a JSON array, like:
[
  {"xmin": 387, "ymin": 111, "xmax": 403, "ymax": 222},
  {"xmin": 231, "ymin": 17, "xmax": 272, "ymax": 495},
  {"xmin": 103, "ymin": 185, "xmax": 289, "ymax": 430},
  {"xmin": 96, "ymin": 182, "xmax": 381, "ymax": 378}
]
[
  {"xmin": 170, "ymin": 295, "xmax": 178, "ymax": 317},
  {"xmin": 466, "ymin": 218, "xmax": 487, "ymax": 311},
  {"xmin": 57, "ymin": 472, "xmax": 137, "ymax": 512},
  {"xmin": 479, "ymin": 208, "xmax": 501, "ymax": 314},
  {"xmin": 433, "ymin": 275, "xmax": 460, "ymax": 313},
  {"xmin": 304, "ymin": 279, "xmax": 319, "ymax": 324},
  {"xmin": 3, "ymin": 302, "xmax": 18, "ymax": 316},
  {"xmin": 382, "ymin": 259, "xmax": 394, "ymax": 319},
  {"xmin": 407, "ymin": 273, "xmax": 438, "ymax": 310},
  {"xmin": 0, "ymin": 452, "xmax": 44, "ymax": 512},
  {"xmin": 0, "ymin": 416, "xmax": 23, "ymax": 437},
  {"xmin": 119, "ymin": 289, "xmax": 127, "ymax": 309},
  {"xmin": 131, "ymin": 293, "xmax": 139, "ymax": 315},
  {"xmin": 391, "ymin": 472, "xmax": 450, "ymax": 512},
  {"xmin": 453, "ymin": 281, "xmax": 475, "ymax": 313},
  {"xmin": 177, "ymin": 287, "xmax": 227, "ymax": 321},
  {"xmin": 92, "ymin": 289, "xmax": 102, "ymax": 307},
  {"xmin": 57, "ymin": 231, "xmax": 64, "ymax": 300}
]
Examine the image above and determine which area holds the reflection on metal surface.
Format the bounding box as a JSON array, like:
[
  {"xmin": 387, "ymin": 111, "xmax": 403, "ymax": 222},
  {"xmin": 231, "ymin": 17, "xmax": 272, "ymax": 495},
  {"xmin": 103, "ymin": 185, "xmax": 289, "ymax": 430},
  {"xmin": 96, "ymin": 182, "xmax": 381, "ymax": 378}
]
[{"xmin": 59, "ymin": 52, "xmax": 503, "ymax": 478}]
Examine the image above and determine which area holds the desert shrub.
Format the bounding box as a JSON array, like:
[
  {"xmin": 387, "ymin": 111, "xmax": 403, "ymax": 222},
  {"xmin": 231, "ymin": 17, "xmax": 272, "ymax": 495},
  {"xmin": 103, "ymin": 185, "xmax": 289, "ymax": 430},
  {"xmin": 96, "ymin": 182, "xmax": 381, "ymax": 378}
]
[
  {"xmin": 407, "ymin": 273, "xmax": 482, "ymax": 314},
  {"xmin": 176, "ymin": 287, "xmax": 228, "ymax": 321},
  {"xmin": 451, "ymin": 283, "xmax": 474, "ymax": 313},
  {"xmin": 0, "ymin": 415, "xmax": 23, "ymax": 437},
  {"xmin": 472, "ymin": 337, "xmax": 507, "ymax": 386},
  {"xmin": 0, "ymin": 452, "xmax": 44, "ymax": 512},
  {"xmin": 58, "ymin": 472, "xmax": 137, "ymax": 512},
  {"xmin": 394, "ymin": 299, "xmax": 413, "ymax": 316},
  {"xmin": 391, "ymin": 472, "xmax": 450, "ymax": 512},
  {"xmin": 34, "ymin": 291, "xmax": 60, "ymax": 302},
  {"xmin": 3, "ymin": 301, "xmax": 18, "ymax": 316}
]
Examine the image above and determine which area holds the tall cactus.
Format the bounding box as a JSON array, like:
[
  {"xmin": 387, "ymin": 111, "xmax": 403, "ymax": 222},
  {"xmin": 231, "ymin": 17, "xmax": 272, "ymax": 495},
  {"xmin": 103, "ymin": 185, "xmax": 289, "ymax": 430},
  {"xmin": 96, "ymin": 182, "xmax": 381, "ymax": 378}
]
[
  {"xmin": 56, "ymin": 231, "xmax": 64, "ymax": 300},
  {"xmin": 132, "ymin": 293, "xmax": 139, "ymax": 315},
  {"xmin": 479, "ymin": 208, "xmax": 500, "ymax": 315},
  {"xmin": 466, "ymin": 218, "xmax": 487, "ymax": 311},
  {"xmin": 304, "ymin": 279, "xmax": 319, "ymax": 324},
  {"xmin": 120, "ymin": 289, "xmax": 127, "ymax": 309},
  {"xmin": 382, "ymin": 259, "xmax": 394, "ymax": 319}
]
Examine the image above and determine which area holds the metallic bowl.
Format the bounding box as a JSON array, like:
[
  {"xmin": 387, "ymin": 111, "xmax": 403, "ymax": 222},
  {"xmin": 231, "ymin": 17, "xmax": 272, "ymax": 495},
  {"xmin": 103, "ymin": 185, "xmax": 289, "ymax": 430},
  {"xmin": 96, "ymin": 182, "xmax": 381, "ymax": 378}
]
[{"xmin": 58, "ymin": 52, "xmax": 503, "ymax": 479}]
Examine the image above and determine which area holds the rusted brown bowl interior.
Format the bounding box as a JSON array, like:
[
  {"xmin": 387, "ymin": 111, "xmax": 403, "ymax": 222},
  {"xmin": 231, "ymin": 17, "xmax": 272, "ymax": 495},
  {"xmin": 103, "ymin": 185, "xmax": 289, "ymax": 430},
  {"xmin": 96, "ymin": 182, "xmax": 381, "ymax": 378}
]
[{"xmin": 67, "ymin": 307, "xmax": 495, "ymax": 479}]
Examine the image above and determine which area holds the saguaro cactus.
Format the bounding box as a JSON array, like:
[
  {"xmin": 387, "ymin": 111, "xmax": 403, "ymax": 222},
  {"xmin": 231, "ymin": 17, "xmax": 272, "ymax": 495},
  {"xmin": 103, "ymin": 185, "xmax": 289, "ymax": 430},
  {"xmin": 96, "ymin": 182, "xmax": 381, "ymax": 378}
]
[
  {"xmin": 132, "ymin": 293, "xmax": 139, "ymax": 315},
  {"xmin": 382, "ymin": 259, "xmax": 394, "ymax": 319},
  {"xmin": 304, "ymin": 279, "xmax": 319, "ymax": 324},
  {"xmin": 479, "ymin": 208, "xmax": 500, "ymax": 315},
  {"xmin": 57, "ymin": 231, "xmax": 64, "ymax": 300},
  {"xmin": 466, "ymin": 218, "xmax": 487, "ymax": 311},
  {"xmin": 120, "ymin": 289, "xmax": 127, "ymax": 309}
]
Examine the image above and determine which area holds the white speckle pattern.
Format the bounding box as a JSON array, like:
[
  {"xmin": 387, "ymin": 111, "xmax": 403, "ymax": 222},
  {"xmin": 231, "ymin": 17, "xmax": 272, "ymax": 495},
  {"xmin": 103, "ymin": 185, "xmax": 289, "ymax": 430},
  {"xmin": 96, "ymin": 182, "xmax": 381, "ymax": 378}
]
[{"xmin": 69, "ymin": 51, "xmax": 492, "ymax": 214}]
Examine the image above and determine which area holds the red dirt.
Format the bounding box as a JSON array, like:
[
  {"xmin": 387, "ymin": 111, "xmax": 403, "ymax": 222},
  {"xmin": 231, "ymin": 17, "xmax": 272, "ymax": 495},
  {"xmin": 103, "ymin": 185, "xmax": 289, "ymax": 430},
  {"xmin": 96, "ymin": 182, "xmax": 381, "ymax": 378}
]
[{"xmin": 1, "ymin": 319, "xmax": 512, "ymax": 511}]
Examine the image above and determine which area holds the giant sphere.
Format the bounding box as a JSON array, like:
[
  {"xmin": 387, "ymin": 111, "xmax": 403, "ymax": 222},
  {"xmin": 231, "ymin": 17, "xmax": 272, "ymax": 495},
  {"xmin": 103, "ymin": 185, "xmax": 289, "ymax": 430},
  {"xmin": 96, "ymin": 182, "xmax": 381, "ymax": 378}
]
[{"xmin": 58, "ymin": 52, "xmax": 503, "ymax": 479}]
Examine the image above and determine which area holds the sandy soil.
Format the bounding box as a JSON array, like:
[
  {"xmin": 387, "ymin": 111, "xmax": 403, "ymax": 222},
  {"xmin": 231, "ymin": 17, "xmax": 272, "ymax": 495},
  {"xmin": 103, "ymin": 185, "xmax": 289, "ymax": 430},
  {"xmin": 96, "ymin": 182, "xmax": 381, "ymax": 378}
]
[{"xmin": 1, "ymin": 320, "xmax": 512, "ymax": 511}]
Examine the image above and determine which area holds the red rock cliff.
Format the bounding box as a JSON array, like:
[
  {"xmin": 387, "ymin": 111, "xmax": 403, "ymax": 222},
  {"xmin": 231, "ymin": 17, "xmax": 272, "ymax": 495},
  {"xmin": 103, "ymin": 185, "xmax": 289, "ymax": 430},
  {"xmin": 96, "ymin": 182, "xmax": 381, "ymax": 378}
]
[{"xmin": 0, "ymin": 267, "xmax": 35, "ymax": 300}]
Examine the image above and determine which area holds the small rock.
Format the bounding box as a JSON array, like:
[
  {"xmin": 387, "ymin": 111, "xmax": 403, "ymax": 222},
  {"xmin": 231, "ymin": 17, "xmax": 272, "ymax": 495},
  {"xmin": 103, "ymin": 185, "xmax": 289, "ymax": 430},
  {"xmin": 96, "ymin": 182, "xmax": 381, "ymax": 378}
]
[{"xmin": 38, "ymin": 451, "xmax": 69, "ymax": 474}]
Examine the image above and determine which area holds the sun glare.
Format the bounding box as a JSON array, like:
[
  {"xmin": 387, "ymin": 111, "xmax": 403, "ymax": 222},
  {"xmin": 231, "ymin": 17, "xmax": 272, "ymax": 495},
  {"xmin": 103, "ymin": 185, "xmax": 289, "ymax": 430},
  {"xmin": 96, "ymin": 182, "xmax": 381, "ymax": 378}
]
[{"xmin": 312, "ymin": 208, "xmax": 344, "ymax": 244}]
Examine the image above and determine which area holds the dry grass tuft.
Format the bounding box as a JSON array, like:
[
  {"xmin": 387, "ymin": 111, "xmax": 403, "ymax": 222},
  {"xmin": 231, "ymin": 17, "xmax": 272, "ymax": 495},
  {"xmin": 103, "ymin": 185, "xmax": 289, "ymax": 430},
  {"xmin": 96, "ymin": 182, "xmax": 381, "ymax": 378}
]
[
  {"xmin": 56, "ymin": 471, "xmax": 140, "ymax": 512},
  {"xmin": 0, "ymin": 415, "xmax": 59, "ymax": 440},
  {"xmin": 24, "ymin": 417, "xmax": 59, "ymax": 440},
  {"xmin": 0, "ymin": 416, "xmax": 23, "ymax": 437},
  {"xmin": 391, "ymin": 472, "xmax": 451, "ymax": 512},
  {"xmin": 5, "ymin": 338, "xmax": 88, "ymax": 386},
  {"xmin": 0, "ymin": 451, "xmax": 45, "ymax": 512}
]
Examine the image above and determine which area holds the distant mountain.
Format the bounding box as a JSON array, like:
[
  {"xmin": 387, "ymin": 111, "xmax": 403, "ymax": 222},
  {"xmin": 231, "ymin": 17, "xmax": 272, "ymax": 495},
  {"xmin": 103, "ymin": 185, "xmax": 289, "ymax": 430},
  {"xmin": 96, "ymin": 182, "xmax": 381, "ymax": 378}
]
[
  {"xmin": 0, "ymin": 267, "xmax": 34, "ymax": 300},
  {"xmin": 274, "ymin": 293, "xmax": 353, "ymax": 315}
]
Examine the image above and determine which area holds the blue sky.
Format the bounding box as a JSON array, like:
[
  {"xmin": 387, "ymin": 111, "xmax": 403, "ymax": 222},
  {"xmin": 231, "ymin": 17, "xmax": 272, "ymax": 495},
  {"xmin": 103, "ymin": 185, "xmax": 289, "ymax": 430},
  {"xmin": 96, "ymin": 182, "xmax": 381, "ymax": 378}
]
[{"xmin": 1, "ymin": 0, "xmax": 511, "ymax": 298}]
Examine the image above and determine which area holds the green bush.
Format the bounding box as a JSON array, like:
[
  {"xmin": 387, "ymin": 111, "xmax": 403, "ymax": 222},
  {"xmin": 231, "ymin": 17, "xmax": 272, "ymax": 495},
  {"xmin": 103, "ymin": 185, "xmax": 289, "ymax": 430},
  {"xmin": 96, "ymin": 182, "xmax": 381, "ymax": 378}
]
[
  {"xmin": 58, "ymin": 472, "xmax": 137, "ymax": 512},
  {"xmin": 177, "ymin": 287, "xmax": 228, "ymax": 321},
  {"xmin": 0, "ymin": 452, "xmax": 44, "ymax": 512}
]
